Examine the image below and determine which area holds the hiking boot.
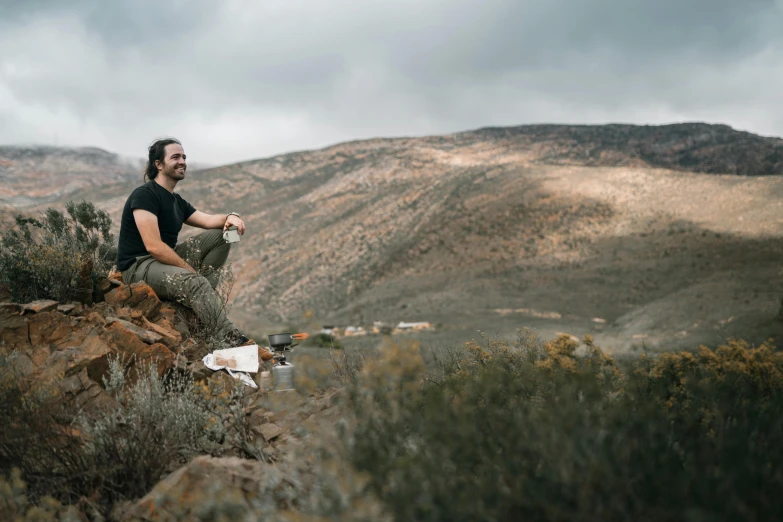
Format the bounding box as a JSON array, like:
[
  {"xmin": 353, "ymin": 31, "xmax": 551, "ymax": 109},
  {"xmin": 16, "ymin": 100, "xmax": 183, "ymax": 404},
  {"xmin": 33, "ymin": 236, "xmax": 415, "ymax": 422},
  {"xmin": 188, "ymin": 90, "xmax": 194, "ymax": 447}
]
[
  {"xmin": 225, "ymin": 331, "xmax": 253, "ymax": 347},
  {"xmin": 226, "ymin": 331, "xmax": 274, "ymax": 361}
]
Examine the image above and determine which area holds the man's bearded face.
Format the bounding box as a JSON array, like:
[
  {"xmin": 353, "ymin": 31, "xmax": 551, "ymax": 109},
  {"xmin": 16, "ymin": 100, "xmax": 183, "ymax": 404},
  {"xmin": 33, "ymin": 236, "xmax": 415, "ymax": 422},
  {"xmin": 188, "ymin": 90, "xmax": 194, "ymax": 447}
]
[{"xmin": 161, "ymin": 143, "xmax": 187, "ymax": 180}]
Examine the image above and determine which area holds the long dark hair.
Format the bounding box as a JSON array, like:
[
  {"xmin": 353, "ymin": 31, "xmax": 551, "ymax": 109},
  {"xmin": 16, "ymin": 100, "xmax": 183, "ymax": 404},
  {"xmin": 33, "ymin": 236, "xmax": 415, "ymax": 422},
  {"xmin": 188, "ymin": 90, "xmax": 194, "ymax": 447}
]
[{"xmin": 143, "ymin": 138, "xmax": 181, "ymax": 182}]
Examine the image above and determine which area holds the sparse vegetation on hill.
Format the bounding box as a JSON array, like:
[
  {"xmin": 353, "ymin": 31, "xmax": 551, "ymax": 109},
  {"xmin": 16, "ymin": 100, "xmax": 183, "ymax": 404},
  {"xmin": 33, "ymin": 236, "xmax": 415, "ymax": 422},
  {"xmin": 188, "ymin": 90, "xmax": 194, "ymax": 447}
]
[{"xmin": 470, "ymin": 122, "xmax": 783, "ymax": 175}]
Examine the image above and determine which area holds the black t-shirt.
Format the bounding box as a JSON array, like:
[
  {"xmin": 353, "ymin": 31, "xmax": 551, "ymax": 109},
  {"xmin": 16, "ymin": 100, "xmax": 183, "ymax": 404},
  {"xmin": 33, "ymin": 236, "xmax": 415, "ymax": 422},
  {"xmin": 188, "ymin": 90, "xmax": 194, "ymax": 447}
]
[{"xmin": 117, "ymin": 181, "xmax": 197, "ymax": 271}]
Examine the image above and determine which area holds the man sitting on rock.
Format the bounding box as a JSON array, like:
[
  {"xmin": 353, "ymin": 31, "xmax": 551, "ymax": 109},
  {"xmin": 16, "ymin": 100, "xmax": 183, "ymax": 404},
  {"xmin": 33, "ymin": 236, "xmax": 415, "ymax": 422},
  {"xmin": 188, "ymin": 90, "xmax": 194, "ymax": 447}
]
[{"xmin": 117, "ymin": 137, "xmax": 251, "ymax": 346}]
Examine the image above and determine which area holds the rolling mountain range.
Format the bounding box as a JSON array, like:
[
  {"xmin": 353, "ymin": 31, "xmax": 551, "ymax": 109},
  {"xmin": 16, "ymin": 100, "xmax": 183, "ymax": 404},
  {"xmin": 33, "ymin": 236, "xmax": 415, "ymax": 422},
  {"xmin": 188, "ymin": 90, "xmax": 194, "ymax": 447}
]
[
  {"xmin": 0, "ymin": 145, "xmax": 142, "ymax": 207},
  {"xmin": 2, "ymin": 123, "xmax": 782, "ymax": 352}
]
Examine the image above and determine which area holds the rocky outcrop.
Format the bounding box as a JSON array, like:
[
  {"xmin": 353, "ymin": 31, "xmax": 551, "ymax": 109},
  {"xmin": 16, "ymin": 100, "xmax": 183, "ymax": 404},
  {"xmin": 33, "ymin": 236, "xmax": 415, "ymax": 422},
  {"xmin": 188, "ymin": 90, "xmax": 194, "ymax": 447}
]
[
  {"xmin": 0, "ymin": 281, "xmax": 180, "ymax": 411},
  {"xmin": 117, "ymin": 388, "xmax": 345, "ymax": 521},
  {"xmin": 104, "ymin": 283, "xmax": 162, "ymax": 321},
  {"xmin": 118, "ymin": 456, "xmax": 269, "ymax": 521},
  {"xmin": 1, "ymin": 281, "xmax": 352, "ymax": 520}
]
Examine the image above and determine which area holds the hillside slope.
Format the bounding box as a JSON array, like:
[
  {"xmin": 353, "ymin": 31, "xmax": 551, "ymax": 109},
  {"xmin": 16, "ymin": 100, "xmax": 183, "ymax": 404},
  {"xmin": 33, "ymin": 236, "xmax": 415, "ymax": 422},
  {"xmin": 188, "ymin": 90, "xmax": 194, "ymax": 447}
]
[
  {"xmin": 169, "ymin": 123, "xmax": 783, "ymax": 351},
  {"xmin": 0, "ymin": 145, "xmax": 142, "ymax": 208},
  {"xmin": 3, "ymin": 123, "xmax": 782, "ymax": 351}
]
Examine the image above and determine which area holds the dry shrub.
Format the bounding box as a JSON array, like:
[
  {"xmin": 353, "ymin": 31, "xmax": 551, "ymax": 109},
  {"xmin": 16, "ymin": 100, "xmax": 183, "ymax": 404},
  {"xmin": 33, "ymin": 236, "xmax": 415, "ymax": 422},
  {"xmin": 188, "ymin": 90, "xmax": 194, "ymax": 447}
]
[
  {"xmin": 0, "ymin": 201, "xmax": 116, "ymax": 303},
  {"xmin": 340, "ymin": 332, "xmax": 783, "ymax": 522},
  {"xmin": 4, "ymin": 327, "xmax": 783, "ymax": 521},
  {"xmin": 76, "ymin": 357, "xmax": 231, "ymax": 504},
  {"xmin": 0, "ymin": 468, "xmax": 84, "ymax": 522},
  {"xmin": 327, "ymin": 345, "xmax": 376, "ymax": 387},
  {"xmin": 0, "ymin": 352, "xmax": 242, "ymax": 517}
]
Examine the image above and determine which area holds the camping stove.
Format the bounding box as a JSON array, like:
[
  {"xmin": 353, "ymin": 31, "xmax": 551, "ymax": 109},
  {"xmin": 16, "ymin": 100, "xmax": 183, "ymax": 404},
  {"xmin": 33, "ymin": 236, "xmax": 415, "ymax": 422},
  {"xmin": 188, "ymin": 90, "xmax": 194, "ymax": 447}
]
[{"xmin": 268, "ymin": 332, "xmax": 308, "ymax": 392}]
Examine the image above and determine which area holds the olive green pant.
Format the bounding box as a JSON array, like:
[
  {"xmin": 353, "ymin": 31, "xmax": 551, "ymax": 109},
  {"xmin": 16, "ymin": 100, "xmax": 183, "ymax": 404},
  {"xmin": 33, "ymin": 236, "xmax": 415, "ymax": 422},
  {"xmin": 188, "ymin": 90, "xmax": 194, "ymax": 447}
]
[{"xmin": 121, "ymin": 229, "xmax": 239, "ymax": 340}]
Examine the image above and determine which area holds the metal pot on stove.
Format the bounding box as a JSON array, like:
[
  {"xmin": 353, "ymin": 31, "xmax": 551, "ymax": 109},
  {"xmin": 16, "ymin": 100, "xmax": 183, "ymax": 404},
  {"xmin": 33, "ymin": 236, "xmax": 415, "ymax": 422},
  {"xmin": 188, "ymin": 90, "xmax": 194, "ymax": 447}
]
[
  {"xmin": 268, "ymin": 332, "xmax": 308, "ymax": 349},
  {"xmin": 268, "ymin": 332, "xmax": 308, "ymax": 392}
]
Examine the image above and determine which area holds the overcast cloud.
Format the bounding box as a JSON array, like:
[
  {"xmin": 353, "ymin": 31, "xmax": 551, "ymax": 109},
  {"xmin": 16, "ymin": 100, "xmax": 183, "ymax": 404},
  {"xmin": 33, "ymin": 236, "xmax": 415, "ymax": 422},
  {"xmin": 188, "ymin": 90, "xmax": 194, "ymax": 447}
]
[{"xmin": 1, "ymin": 0, "xmax": 782, "ymax": 165}]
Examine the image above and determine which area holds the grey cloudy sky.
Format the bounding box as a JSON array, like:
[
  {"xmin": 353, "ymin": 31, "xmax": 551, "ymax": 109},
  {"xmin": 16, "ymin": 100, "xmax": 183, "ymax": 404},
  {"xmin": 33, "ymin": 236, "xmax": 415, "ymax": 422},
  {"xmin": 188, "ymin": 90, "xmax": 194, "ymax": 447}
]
[{"xmin": 1, "ymin": 0, "xmax": 782, "ymax": 165}]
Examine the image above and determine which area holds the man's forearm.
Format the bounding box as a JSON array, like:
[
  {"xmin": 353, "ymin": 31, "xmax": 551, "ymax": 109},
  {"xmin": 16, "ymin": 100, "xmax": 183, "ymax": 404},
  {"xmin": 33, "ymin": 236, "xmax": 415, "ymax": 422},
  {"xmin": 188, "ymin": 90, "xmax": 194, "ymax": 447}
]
[
  {"xmin": 149, "ymin": 243, "xmax": 195, "ymax": 272},
  {"xmin": 205, "ymin": 213, "xmax": 229, "ymax": 229}
]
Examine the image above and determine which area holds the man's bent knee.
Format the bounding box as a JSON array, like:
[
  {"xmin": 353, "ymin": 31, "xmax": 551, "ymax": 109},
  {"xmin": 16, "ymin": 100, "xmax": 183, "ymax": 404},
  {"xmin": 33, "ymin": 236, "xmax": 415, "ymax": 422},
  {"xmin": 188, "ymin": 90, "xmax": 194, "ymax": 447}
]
[{"xmin": 169, "ymin": 271, "xmax": 211, "ymax": 293}]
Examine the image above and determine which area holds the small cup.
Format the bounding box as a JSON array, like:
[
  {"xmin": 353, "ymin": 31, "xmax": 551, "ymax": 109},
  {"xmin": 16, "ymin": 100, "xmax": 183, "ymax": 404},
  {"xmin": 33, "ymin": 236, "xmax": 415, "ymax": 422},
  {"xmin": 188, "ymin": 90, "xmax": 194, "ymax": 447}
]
[{"xmin": 223, "ymin": 226, "xmax": 240, "ymax": 244}]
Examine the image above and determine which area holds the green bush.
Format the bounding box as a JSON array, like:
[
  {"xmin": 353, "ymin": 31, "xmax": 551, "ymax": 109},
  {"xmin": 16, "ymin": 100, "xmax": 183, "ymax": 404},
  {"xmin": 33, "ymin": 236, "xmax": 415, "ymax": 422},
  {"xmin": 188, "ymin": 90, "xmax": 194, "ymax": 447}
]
[
  {"xmin": 0, "ymin": 201, "xmax": 117, "ymax": 303},
  {"xmin": 342, "ymin": 333, "xmax": 783, "ymax": 522},
  {"xmin": 76, "ymin": 357, "xmax": 231, "ymax": 503},
  {"xmin": 5, "ymin": 324, "xmax": 783, "ymax": 520}
]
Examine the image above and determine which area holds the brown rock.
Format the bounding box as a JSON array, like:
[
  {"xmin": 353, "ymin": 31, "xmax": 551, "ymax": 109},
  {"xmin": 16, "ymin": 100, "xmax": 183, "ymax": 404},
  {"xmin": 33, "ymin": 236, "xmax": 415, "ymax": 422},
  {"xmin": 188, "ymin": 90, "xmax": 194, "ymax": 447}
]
[
  {"xmin": 74, "ymin": 384, "xmax": 103, "ymax": 408},
  {"xmin": 120, "ymin": 456, "xmax": 267, "ymax": 522},
  {"xmin": 156, "ymin": 303, "xmax": 176, "ymax": 323},
  {"xmin": 57, "ymin": 303, "xmax": 80, "ymax": 315},
  {"xmin": 105, "ymin": 317, "xmax": 163, "ymax": 345},
  {"xmin": 244, "ymin": 393, "xmax": 267, "ymax": 414},
  {"xmin": 253, "ymin": 422, "xmax": 283, "ymax": 442},
  {"xmin": 113, "ymin": 306, "xmax": 140, "ymax": 322},
  {"xmin": 83, "ymin": 312, "xmax": 107, "ymax": 326},
  {"xmin": 105, "ymin": 283, "xmax": 161, "ymax": 320},
  {"xmin": 0, "ymin": 303, "xmax": 21, "ymax": 314},
  {"xmin": 29, "ymin": 345, "xmax": 51, "ymax": 367},
  {"xmin": 21, "ymin": 299, "xmax": 59, "ymax": 314},
  {"xmin": 0, "ymin": 314, "xmax": 30, "ymax": 349},
  {"xmin": 248, "ymin": 409, "xmax": 266, "ymax": 430},
  {"xmin": 105, "ymin": 284, "xmax": 133, "ymax": 303},
  {"xmin": 59, "ymin": 372, "xmax": 84, "ymax": 395},
  {"xmin": 7, "ymin": 352, "xmax": 35, "ymax": 377},
  {"xmin": 29, "ymin": 311, "xmax": 71, "ymax": 346},
  {"xmin": 124, "ymin": 283, "xmax": 161, "ymax": 317},
  {"xmin": 52, "ymin": 320, "xmax": 99, "ymax": 349},
  {"xmin": 141, "ymin": 317, "xmax": 181, "ymax": 347},
  {"xmin": 58, "ymin": 368, "xmax": 115, "ymax": 412},
  {"xmin": 16, "ymin": 335, "xmax": 113, "ymax": 404},
  {"xmin": 102, "ymin": 322, "xmax": 175, "ymax": 377},
  {"xmin": 187, "ymin": 361, "xmax": 211, "ymax": 382},
  {"xmin": 37, "ymin": 335, "xmax": 114, "ymax": 384}
]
